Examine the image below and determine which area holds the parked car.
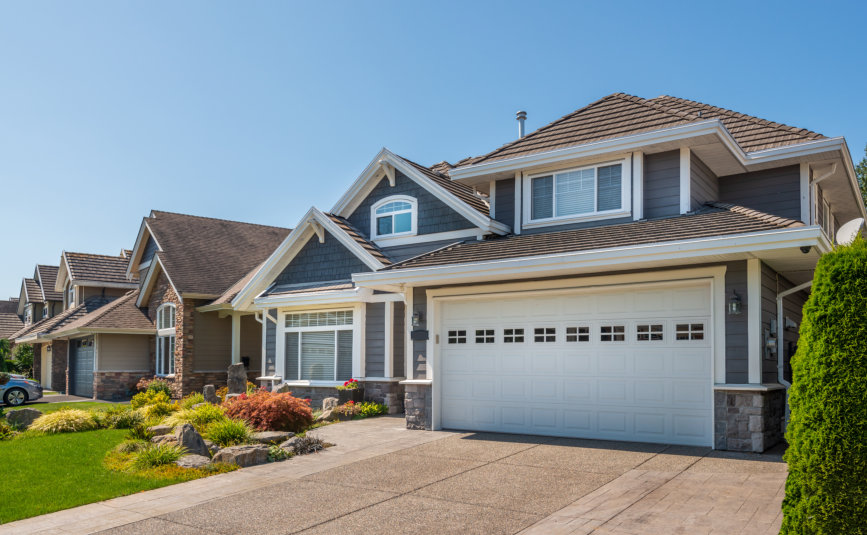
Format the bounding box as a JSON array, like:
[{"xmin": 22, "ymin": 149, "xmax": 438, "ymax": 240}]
[{"xmin": 0, "ymin": 373, "xmax": 43, "ymax": 406}]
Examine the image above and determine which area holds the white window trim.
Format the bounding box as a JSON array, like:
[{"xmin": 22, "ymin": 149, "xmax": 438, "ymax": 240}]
[
  {"xmin": 370, "ymin": 195, "xmax": 418, "ymax": 242},
  {"xmin": 522, "ymin": 158, "xmax": 632, "ymax": 229},
  {"xmin": 155, "ymin": 303, "xmax": 176, "ymax": 376},
  {"xmin": 276, "ymin": 306, "xmax": 360, "ymax": 383}
]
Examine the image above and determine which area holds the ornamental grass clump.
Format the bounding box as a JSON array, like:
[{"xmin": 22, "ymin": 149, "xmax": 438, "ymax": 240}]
[
  {"xmin": 222, "ymin": 390, "xmax": 313, "ymax": 433},
  {"xmin": 179, "ymin": 392, "xmax": 205, "ymax": 409},
  {"xmin": 29, "ymin": 409, "xmax": 99, "ymax": 434},
  {"xmin": 132, "ymin": 443, "xmax": 187, "ymax": 469},
  {"xmin": 204, "ymin": 418, "xmax": 253, "ymax": 447},
  {"xmin": 781, "ymin": 237, "xmax": 867, "ymax": 534},
  {"xmin": 101, "ymin": 405, "xmax": 144, "ymax": 429},
  {"xmin": 163, "ymin": 403, "xmax": 227, "ymax": 430}
]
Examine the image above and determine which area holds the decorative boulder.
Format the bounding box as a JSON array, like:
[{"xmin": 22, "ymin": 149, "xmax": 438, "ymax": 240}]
[
  {"xmin": 279, "ymin": 437, "xmax": 300, "ymax": 451},
  {"xmin": 322, "ymin": 397, "xmax": 339, "ymax": 411},
  {"xmin": 227, "ymin": 363, "xmax": 247, "ymax": 395},
  {"xmin": 176, "ymin": 454, "xmax": 211, "ymax": 469},
  {"xmin": 174, "ymin": 423, "xmax": 209, "ymax": 457},
  {"xmin": 316, "ymin": 408, "xmax": 336, "ymax": 422},
  {"xmin": 212, "ymin": 444, "xmax": 269, "ymax": 467},
  {"xmin": 151, "ymin": 435, "xmax": 179, "ymax": 445},
  {"xmin": 251, "ymin": 431, "xmax": 293, "ymax": 444},
  {"xmin": 203, "ymin": 439, "xmax": 220, "ymax": 456},
  {"xmin": 6, "ymin": 408, "xmax": 41, "ymax": 429},
  {"xmin": 147, "ymin": 424, "xmax": 173, "ymax": 436},
  {"xmin": 203, "ymin": 384, "xmax": 219, "ymax": 404},
  {"xmin": 275, "ymin": 384, "xmax": 292, "ymax": 394}
]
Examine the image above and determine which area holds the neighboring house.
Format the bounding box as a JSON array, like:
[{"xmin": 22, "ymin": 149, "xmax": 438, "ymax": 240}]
[
  {"xmin": 15, "ymin": 265, "xmax": 63, "ymax": 326},
  {"xmin": 0, "ymin": 299, "xmax": 24, "ymax": 340},
  {"xmin": 56, "ymin": 250, "xmax": 139, "ymax": 310},
  {"xmin": 229, "ymin": 93, "xmax": 865, "ymax": 452},
  {"xmin": 125, "ymin": 211, "xmax": 291, "ymax": 396}
]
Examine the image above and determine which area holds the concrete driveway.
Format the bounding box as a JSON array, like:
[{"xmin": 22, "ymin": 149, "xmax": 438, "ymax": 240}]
[{"xmin": 2, "ymin": 416, "xmax": 786, "ymax": 535}]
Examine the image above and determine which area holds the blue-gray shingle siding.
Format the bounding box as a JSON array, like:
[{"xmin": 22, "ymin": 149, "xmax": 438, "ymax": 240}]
[
  {"xmin": 725, "ymin": 260, "xmax": 748, "ymax": 383},
  {"xmin": 690, "ymin": 153, "xmax": 718, "ymax": 210},
  {"xmin": 141, "ymin": 236, "xmax": 159, "ymax": 264},
  {"xmin": 265, "ymin": 309, "xmax": 276, "ymax": 375},
  {"xmin": 273, "ymin": 232, "xmax": 371, "ymax": 287},
  {"xmin": 644, "ymin": 150, "xmax": 681, "ymax": 219},
  {"xmin": 494, "ymin": 178, "xmax": 515, "ymax": 228},
  {"xmin": 347, "ymin": 170, "xmax": 476, "ymax": 239},
  {"xmin": 393, "ymin": 301, "xmax": 405, "ymax": 377},
  {"xmin": 718, "ymin": 165, "xmax": 801, "ymax": 221},
  {"xmin": 365, "ymin": 302, "xmax": 385, "ymax": 377}
]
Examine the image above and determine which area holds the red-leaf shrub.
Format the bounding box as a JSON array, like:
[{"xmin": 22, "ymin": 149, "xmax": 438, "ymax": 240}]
[{"xmin": 222, "ymin": 390, "xmax": 313, "ymax": 433}]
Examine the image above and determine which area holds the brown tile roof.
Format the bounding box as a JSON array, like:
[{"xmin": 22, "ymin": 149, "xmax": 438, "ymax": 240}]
[
  {"xmin": 53, "ymin": 291, "xmax": 153, "ymax": 334},
  {"xmin": 64, "ymin": 252, "xmax": 138, "ymax": 285},
  {"xmin": 0, "ymin": 300, "xmax": 18, "ymax": 315},
  {"xmin": 35, "ymin": 265, "xmax": 62, "ymax": 301},
  {"xmin": 460, "ymin": 93, "xmax": 826, "ymax": 166},
  {"xmin": 325, "ymin": 214, "xmax": 392, "ymax": 266},
  {"xmin": 398, "ymin": 155, "xmax": 490, "ymax": 216},
  {"xmin": 383, "ymin": 203, "xmax": 803, "ymax": 271},
  {"xmin": 14, "ymin": 296, "xmax": 115, "ymax": 342},
  {"xmin": 23, "ymin": 278, "xmax": 41, "ymax": 303},
  {"xmin": 0, "ymin": 300, "xmax": 23, "ymax": 339},
  {"xmin": 146, "ymin": 211, "xmax": 292, "ymax": 297}
]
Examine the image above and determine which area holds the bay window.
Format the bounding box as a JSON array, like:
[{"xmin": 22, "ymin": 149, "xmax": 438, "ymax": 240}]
[
  {"xmin": 527, "ymin": 161, "xmax": 628, "ymax": 225},
  {"xmin": 282, "ymin": 310, "xmax": 353, "ymax": 382},
  {"xmin": 156, "ymin": 303, "xmax": 176, "ymax": 375}
]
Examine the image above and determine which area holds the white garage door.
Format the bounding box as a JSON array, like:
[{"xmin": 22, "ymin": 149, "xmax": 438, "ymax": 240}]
[{"xmin": 440, "ymin": 281, "xmax": 713, "ymax": 446}]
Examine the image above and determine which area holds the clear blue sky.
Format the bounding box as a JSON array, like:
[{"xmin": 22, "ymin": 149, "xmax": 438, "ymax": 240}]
[{"xmin": 1, "ymin": 1, "xmax": 865, "ymax": 300}]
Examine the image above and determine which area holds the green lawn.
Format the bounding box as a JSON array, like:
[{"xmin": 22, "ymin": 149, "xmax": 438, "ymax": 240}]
[{"xmin": 20, "ymin": 401, "xmax": 123, "ymax": 414}]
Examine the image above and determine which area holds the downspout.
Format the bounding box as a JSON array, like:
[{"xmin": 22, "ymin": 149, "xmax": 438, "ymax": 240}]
[{"xmin": 776, "ymin": 280, "xmax": 812, "ymax": 425}]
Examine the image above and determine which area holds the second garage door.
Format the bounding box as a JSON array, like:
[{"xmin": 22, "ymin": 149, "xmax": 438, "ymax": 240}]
[
  {"xmin": 70, "ymin": 337, "xmax": 95, "ymax": 398},
  {"xmin": 439, "ymin": 281, "xmax": 713, "ymax": 446}
]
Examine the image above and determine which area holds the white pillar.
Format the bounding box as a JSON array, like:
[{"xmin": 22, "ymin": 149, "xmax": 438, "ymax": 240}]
[
  {"xmin": 231, "ymin": 312, "xmax": 241, "ymax": 365},
  {"xmin": 384, "ymin": 301, "xmax": 394, "ymax": 378},
  {"xmin": 679, "ymin": 146, "xmax": 691, "ymax": 214},
  {"xmin": 747, "ymin": 258, "xmax": 762, "ymax": 384}
]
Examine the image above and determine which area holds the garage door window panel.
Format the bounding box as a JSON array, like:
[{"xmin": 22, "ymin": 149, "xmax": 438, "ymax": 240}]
[
  {"xmin": 283, "ymin": 310, "xmax": 353, "ymax": 381},
  {"xmin": 600, "ymin": 325, "xmax": 625, "ymax": 342},
  {"xmin": 676, "ymin": 323, "xmax": 705, "ymax": 341},
  {"xmin": 534, "ymin": 327, "xmax": 556, "ymax": 342},
  {"xmin": 504, "ymin": 328, "xmax": 524, "ymax": 343},
  {"xmin": 566, "ymin": 326, "xmax": 590, "ymax": 342},
  {"xmin": 448, "ymin": 330, "xmax": 467, "ymax": 344},
  {"xmin": 475, "ymin": 329, "xmax": 495, "ymax": 344},
  {"xmin": 637, "ymin": 324, "xmax": 664, "ymax": 341}
]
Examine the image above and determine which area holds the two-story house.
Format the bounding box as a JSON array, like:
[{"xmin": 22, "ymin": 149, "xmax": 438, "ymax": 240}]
[
  {"xmin": 228, "ymin": 93, "xmax": 865, "ymax": 452},
  {"xmin": 14, "ymin": 265, "xmax": 63, "ymax": 326}
]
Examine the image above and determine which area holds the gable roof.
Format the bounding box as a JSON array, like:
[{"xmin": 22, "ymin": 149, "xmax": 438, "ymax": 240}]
[
  {"xmin": 51, "ymin": 291, "xmax": 153, "ymax": 336},
  {"xmin": 14, "ymin": 296, "xmax": 115, "ymax": 343},
  {"xmin": 23, "ymin": 278, "xmax": 41, "ymax": 303},
  {"xmin": 141, "ymin": 211, "xmax": 292, "ymax": 298},
  {"xmin": 0, "ymin": 300, "xmax": 23, "ymax": 340},
  {"xmin": 35, "ymin": 265, "xmax": 62, "ymax": 301},
  {"xmin": 63, "ymin": 252, "xmax": 136, "ymax": 286},
  {"xmin": 460, "ymin": 93, "xmax": 826, "ymax": 166},
  {"xmin": 400, "ymin": 157, "xmax": 490, "ymax": 216},
  {"xmin": 382, "ymin": 203, "xmax": 803, "ymax": 271},
  {"xmin": 325, "ymin": 214, "xmax": 391, "ymax": 266}
]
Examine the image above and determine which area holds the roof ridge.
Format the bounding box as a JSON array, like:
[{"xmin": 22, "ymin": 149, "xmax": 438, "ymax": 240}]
[
  {"xmin": 65, "ymin": 251, "xmax": 129, "ymax": 259},
  {"xmin": 652, "ymin": 95, "xmax": 825, "ymax": 139},
  {"xmin": 149, "ymin": 210, "xmax": 292, "ymax": 232},
  {"xmin": 616, "ymin": 93, "xmax": 698, "ymax": 122}
]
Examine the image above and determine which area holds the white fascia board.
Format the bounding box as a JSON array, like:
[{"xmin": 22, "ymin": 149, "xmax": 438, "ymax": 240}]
[
  {"xmin": 354, "ymin": 227, "xmax": 825, "ymax": 288},
  {"xmin": 230, "ymin": 207, "xmax": 385, "ymax": 311},
  {"xmin": 48, "ymin": 327, "xmax": 156, "ymax": 339},
  {"xmin": 331, "ymin": 148, "xmax": 509, "ymax": 236},
  {"xmin": 55, "ymin": 253, "xmax": 72, "ymax": 293},
  {"xmin": 135, "ymin": 255, "xmax": 179, "ymax": 308},
  {"xmin": 252, "ymin": 288, "xmax": 365, "ymax": 309},
  {"xmin": 449, "ymin": 120, "xmax": 738, "ymax": 181}
]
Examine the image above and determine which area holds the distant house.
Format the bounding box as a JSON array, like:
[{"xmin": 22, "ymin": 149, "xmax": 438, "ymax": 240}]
[
  {"xmin": 227, "ymin": 93, "xmax": 865, "ymax": 452},
  {"xmin": 0, "ymin": 299, "xmax": 23, "ymax": 341},
  {"xmin": 15, "ymin": 265, "xmax": 63, "ymax": 326}
]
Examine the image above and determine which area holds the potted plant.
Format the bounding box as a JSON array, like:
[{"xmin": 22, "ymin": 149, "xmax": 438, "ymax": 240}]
[
  {"xmin": 334, "ymin": 400, "xmax": 359, "ymax": 421},
  {"xmin": 336, "ymin": 378, "xmax": 363, "ymax": 404}
]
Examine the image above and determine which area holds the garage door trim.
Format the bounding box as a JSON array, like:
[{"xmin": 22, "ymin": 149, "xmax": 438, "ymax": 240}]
[{"xmin": 426, "ymin": 266, "xmax": 727, "ymax": 440}]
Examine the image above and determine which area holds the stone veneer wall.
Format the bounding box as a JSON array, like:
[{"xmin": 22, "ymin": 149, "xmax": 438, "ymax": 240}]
[
  {"xmin": 362, "ymin": 381, "xmax": 405, "ymax": 414},
  {"xmin": 32, "ymin": 343, "xmax": 42, "ymax": 386},
  {"xmin": 404, "ymin": 384, "xmax": 432, "ymax": 430},
  {"xmin": 94, "ymin": 372, "xmax": 153, "ymax": 401},
  {"xmin": 714, "ymin": 388, "xmax": 786, "ymax": 452}
]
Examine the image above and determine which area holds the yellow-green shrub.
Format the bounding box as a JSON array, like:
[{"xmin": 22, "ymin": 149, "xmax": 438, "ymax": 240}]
[
  {"xmin": 29, "ymin": 409, "xmax": 98, "ymax": 433},
  {"xmin": 131, "ymin": 390, "xmax": 170, "ymax": 409},
  {"xmin": 163, "ymin": 404, "xmax": 226, "ymax": 430},
  {"xmin": 179, "ymin": 392, "xmax": 205, "ymax": 410}
]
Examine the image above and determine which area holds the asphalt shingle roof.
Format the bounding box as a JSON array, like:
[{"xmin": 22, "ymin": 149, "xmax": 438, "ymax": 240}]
[
  {"xmin": 64, "ymin": 252, "xmax": 137, "ymax": 285},
  {"xmin": 398, "ymin": 156, "xmax": 490, "ymax": 216},
  {"xmin": 459, "ymin": 93, "xmax": 826, "ymax": 166},
  {"xmin": 146, "ymin": 211, "xmax": 292, "ymax": 297},
  {"xmin": 53, "ymin": 291, "xmax": 153, "ymax": 334},
  {"xmin": 13, "ymin": 296, "xmax": 115, "ymax": 342},
  {"xmin": 0, "ymin": 300, "xmax": 23, "ymax": 340},
  {"xmin": 383, "ymin": 203, "xmax": 803, "ymax": 271},
  {"xmin": 35, "ymin": 265, "xmax": 62, "ymax": 301},
  {"xmin": 325, "ymin": 214, "xmax": 392, "ymax": 266}
]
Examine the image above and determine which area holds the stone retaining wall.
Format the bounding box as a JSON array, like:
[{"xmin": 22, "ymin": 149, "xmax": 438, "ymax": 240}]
[
  {"xmin": 714, "ymin": 387, "xmax": 786, "ymax": 452},
  {"xmin": 404, "ymin": 384, "xmax": 431, "ymax": 430}
]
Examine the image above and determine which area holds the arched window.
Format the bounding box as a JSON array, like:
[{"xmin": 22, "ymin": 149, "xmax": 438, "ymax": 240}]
[
  {"xmin": 156, "ymin": 303, "xmax": 176, "ymax": 375},
  {"xmin": 371, "ymin": 195, "xmax": 417, "ymax": 239}
]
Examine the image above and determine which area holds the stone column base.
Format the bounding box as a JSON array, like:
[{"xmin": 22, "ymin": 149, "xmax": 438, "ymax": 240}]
[
  {"xmin": 714, "ymin": 387, "xmax": 786, "ymax": 452},
  {"xmin": 362, "ymin": 381, "xmax": 405, "ymax": 414},
  {"xmin": 404, "ymin": 384, "xmax": 432, "ymax": 430}
]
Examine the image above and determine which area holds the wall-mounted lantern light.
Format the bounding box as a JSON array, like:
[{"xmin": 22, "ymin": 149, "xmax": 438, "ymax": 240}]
[
  {"xmin": 411, "ymin": 311, "xmax": 423, "ymax": 328},
  {"xmin": 728, "ymin": 290, "xmax": 742, "ymax": 316}
]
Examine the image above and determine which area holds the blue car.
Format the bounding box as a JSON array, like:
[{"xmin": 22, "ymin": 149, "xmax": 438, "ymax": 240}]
[{"xmin": 1, "ymin": 374, "xmax": 44, "ymax": 406}]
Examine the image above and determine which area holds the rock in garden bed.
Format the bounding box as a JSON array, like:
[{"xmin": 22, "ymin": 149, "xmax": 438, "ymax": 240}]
[
  {"xmin": 147, "ymin": 424, "xmax": 172, "ymax": 436},
  {"xmin": 212, "ymin": 444, "xmax": 269, "ymax": 467},
  {"xmin": 6, "ymin": 408, "xmax": 41, "ymax": 429},
  {"xmin": 251, "ymin": 431, "xmax": 293, "ymax": 444},
  {"xmin": 175, "ymin": 423, "xmax": 209, "ymax": 457},
  {"xmin": 176, "ymin": 454, "xmax": 211, "ymax": 469}
]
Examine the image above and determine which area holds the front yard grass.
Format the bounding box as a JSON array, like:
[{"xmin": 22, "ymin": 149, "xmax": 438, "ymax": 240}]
[
  {"xmin": 0, "ymin": 428, "xmax": 231, "ymax": 524},
  {"xmin": 20, "ymin": 401, "xmax": 119, "ymax": 414}
]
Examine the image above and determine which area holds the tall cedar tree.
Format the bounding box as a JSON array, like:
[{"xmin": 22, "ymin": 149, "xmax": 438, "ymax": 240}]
[{"xmin": 781, "ymin": 237, "xmax": 867, "ymax": 534}]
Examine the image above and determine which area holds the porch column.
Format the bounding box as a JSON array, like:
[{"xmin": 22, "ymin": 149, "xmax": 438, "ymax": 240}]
[
  {"xmin": 231, "ymin": 312, "xmax": 241, "ymax": 365},
  {"xmin": 747, "ymin": 258, "xmax": 762, "ymax": 384}
]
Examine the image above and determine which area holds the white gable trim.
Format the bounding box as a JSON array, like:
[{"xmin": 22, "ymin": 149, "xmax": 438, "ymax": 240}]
[
  {"xmin": 230, "ymin": 207, "xmax": 386, "ymax": 311},
  {"xmin": 330, "ymin": 148, "xmax": 509, "ymax": 235},
  {"xmin": 135, "ymin": 255, "xmax": 180, "ymax": 308},
  {"xmin": 55, "ymin": 253, "xmax": 73, "ymax": 293}
]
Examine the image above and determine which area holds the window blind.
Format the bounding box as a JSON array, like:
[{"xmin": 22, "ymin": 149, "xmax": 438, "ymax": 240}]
[
  {"xmin": 596, "ymin": 164, "xmax": 622, "ymax": 211},
  {"xmin": 285, "ymin": 332, "xmax": 299, "ymax": 381},
  {"xmin": 555, "ymin": 168, "xmax": 595, "ymax": 217},
  {"xmin": 301, "ymin": 331, "xmax": 336, "ymax": 380},
  {"xmin": 337, "ymin": 330, "xmax": 353, "ymax": 381},
  {"xmin": 531, "ymin": 176, "xmax": 553, "ymax": 219}
]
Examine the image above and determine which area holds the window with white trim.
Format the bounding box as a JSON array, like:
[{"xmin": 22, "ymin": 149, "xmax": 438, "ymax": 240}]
[
  {"xmin": 371, "ymin": 196, "xmax": 417, "ymax": 239},
  {"xmin": 530, "ymin": 162, "xmax": 625, "ymax": 222},
  {"xmin": 67, "ymin": 286, "xmax": 75, "ymax": 309},
  {"xmin": 676, "ymin": 323, "xmax": 704, "ymax": 341},
  {"xmin": 475, "ymin": 329, "xmax": 495, "ymax": 344},
  {"xmin": 637, "ymin": 324, "xmax": 663, "ymax": 341},
  {"xmin": 24, "ymin": 305, "xmax": 32, "ymax": 324},
  {"xmin": 504, "ymin": 328, "xmax": 524, "ymax": 343},
  {"xmin": 283, "ymin": 310, "xmax": 353, "ymax": 381},
  {"xmin": 566, "ymin": 326, "xmax": 590, "ymax": 342},
  {"xmin": 156, "ymin": 303, "xmax": 176, "ymax": 375}
]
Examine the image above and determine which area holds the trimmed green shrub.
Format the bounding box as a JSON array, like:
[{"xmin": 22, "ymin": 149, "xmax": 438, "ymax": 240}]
[
  {"xmin": 132, "ymin": 443, "xmax": 187, "ymax": 469},
  {"xmin": 356, "ymin": 401, "xmax": 388, "ymax": 417},
  {"xmin": 222, "ymin": 391, "xmax": 313, "ymax": 433},
  {"xmin": 204, "ymin": 419, "xmax": 253, "ymax": 447},
  {"xmin": 782, "ymin": 237, "xmax": 867, "ymax": 534},
  {"xmin": 101, "ymin": 406, "xmax": 145, "ymax": 429},
  {"xmin": 29, "ymin": 409, "xmax": 99, "ymax": 434},
  {"xmin": 127, "ymin": 423, "xmax": 154, "ymax": 441},
  {"xmin": 135, "ymin": 377, "xmax": 172, "ymax": 396}
]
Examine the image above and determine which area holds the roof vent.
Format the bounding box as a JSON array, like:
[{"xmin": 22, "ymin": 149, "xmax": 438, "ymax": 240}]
[
  {"xmin": 516, "ymin": 110, "xmax": 527, "ymax": 138},
  {"xmin": 697, "ymin": 110, "xmax": 703, "ymax": 118}
]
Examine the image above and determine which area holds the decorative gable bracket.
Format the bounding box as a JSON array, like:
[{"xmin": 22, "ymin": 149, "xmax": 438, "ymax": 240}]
[{"xmin": 379, "ymin": 160, "xmax": 396, "ymax": 187}]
